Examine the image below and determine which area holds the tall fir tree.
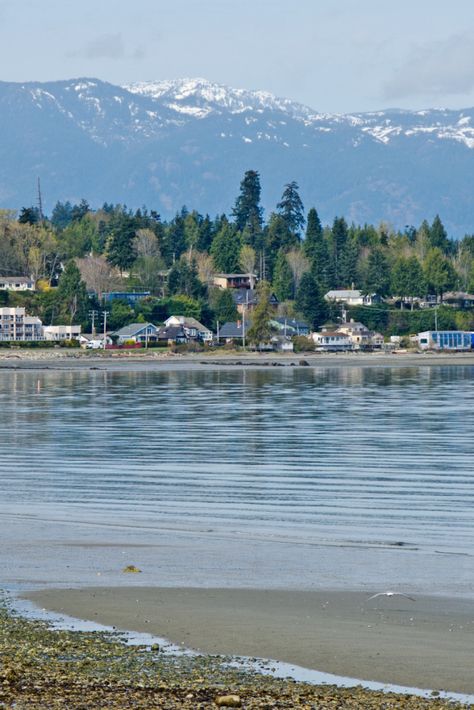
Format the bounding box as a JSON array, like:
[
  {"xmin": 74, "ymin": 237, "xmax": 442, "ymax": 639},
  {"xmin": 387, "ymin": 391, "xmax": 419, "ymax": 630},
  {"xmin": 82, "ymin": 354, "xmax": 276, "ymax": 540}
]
[
  {"xmin": 210, "ymin": 219, "xmax": 242, "ymax": 272},
  {"xmin": 246, "ymin": 281, "xmax": 274, "ymax": 347},
  {"xmin": 272, "ymin": 249, "xmax": 293, "ymax": 302},
  {"xmin": 330, "ymin": 217, "xmax": 348, "ymax": 285},
  {"xmin": 295, "ymin": 272, "xmax": 328, "ymax": 329},
  {"xmin": 231, "ymin": 170, "xmax": 263, "ymax": 248},
  {"xmin": 276, "ymin": 181, "xmax": 305, "ymax": 238}
]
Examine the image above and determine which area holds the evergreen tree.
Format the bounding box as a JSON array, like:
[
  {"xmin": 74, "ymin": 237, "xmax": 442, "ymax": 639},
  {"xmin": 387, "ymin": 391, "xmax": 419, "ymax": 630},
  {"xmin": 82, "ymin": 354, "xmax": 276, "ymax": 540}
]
[
  {"xmin": 231, "ymin": 170, "xmax": 263, "ymax": 247},
  {"xmin": 264, "ymin": 213, "xmax": 298, "ymax": 279},
  {"xmin": 277, "ymin": 181, "xmax": 305, "ymax": 238},
  {"xmin": 209, "ymin": 288, "xmax": 238, "ymax": 324},
  {"xmin": 162, "ymin": 212, "xmax": 187, "ymax": 264},
  {"xmin": 56, "ymin": 261, "xmax": 89, "ymax": 324},
  {"xmin": 330, "ymin": 217, "xmax": 348, "ymax": 285},
  {"xmin": 423, "ymin": 247, "xmax": 457, "ymax": 299},
  {"xmin": 51, "ymin": 201, "xmax": 73, "ymax": 230},
  {"xmin": 430, "ymin": 215, "xmax": 450, "ymax": 254},
  {"xmin": 70, "ymin": 199, "xmax": 90, "ymax": 223},
  {"xmin": 272, "ymin": 250, "xmax": 293, "ymax": 301},
  {"xmin": 364, "ymin": 248, "xmax": 390, "ymax": 296},
  {"xmin": 295, "ymin": 272, "xmax": 327, "ymax": 329},
  {"xmin": 246, "ymin": 281, "xmax": 274, "ymax": 347},
  {"xmin": 303, "ymin": 208, "xmax": 323, "ymax": 261},
  {"xmin": 338, "ymin": 237, "xmax": 359, "ymax": 287},
  {"xmin": 391, "ymin": 256, "xmax": 425, "ymax": 305},
  {"xmin": 18, "ymin": 206, "xmax": 41, "ymax": 225},
  {"xmin": 210, "ymin": 219, "xmax": 242, "ymax": 272},
  {"xmin": 167, "ymin": 258, "xmax": 205, "ymax": 299}
]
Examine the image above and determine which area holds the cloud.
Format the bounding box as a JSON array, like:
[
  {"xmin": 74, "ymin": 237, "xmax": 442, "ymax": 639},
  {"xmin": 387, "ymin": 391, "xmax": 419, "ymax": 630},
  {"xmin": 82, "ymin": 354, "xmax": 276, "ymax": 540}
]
[
  {"xmin": 68, "ymin": 33, "xmax": 146, "ymax": 61},
  {"xmin": 383, "ymin": 33, "xmax": 474, "ymax": 100}
]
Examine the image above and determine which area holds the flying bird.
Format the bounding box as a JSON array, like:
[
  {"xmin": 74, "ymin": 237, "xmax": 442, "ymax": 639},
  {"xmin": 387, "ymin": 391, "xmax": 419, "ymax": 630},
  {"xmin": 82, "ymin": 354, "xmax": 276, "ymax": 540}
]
[{"xmin": 367, "ymin": 591, "xmax": 416, "ymax": 601}]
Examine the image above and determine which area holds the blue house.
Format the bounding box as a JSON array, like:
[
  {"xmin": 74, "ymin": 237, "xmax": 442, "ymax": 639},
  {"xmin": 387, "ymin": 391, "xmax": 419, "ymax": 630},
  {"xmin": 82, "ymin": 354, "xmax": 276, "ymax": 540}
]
[{"xmin": 418, "ymin": 331, "xmax": 472, "ymax": 351}]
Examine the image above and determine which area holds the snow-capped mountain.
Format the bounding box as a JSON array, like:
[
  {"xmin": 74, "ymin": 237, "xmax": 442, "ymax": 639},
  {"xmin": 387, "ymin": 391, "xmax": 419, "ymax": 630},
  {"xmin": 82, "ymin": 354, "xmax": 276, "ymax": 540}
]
[{"xmin": 1, "ymin": 76, "xmax": 474, "ymax": 235}]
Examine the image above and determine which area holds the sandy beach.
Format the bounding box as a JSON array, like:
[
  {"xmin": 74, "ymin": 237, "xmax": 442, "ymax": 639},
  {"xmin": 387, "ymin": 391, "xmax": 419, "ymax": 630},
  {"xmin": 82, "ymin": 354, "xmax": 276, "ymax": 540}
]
[
  {"xmin": 23, "ymin": 586, "xmax": 474, "ymax": 695},
  {"xmin": 0, "ymin": 348, "xmax": 474, "ymax": 370}
]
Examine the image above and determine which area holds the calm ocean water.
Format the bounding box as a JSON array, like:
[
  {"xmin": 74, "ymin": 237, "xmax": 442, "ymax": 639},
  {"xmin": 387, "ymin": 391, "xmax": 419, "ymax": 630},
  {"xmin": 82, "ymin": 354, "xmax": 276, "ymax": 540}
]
[{"xmin": 1, "ymin": 365, "xmax": 474, "ymax": 594}]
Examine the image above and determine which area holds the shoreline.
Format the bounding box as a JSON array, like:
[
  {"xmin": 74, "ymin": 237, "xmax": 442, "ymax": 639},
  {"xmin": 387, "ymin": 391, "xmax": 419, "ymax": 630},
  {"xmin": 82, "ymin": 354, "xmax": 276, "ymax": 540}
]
[
  {"xmin": 22, "ymin": 586, "xmax": 474, "ymax": 695},
  {"xmin": 1, "ymin": 348, "xmax": 474, "ymax": 370}
]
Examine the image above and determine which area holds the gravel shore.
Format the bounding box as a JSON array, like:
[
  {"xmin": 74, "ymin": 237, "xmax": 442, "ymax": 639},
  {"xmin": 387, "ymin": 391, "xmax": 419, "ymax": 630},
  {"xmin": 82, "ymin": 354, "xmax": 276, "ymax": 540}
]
[{"xmin": 2, "ymin": 594, "xmax": 466, "ymax": 709}]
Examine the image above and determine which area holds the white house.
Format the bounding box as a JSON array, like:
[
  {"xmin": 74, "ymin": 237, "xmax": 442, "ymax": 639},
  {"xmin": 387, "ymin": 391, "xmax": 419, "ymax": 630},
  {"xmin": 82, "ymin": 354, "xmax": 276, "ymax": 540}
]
[
  {"xmin": 325, "ymin": 289, "xmax": 380, "ymax": 306},
  {"xmin": 43, "ymin": 325, "xmax": 81, "ymax": 341},
  {"xmin": 417, "ymin": 331, "xmax": 472, "ymax": 351},
  {"xmin": 0, "ymin": 276, "xmax": 35, "ymax": 292},
  {"xmin": 0, "ymin": 307, "xmax": 43, "ymax": 341},
  {"xmin": 164, "ymin": 316, "xmax": 213, "ymax": 342},
  {"xmin": 312, "ymin": 331, "xmax": 353, "ymax": 351}
]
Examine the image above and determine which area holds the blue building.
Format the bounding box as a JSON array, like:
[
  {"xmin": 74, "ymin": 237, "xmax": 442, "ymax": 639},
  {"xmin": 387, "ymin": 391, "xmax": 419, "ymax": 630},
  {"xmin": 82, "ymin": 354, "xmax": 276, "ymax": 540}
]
[
  {"xmin": 102, "ymin": 291, "xmax": 150, "ymax": 306},
  {"xmin": 418, "ymin": 331, "xmax": 472, "ymax": 350}
]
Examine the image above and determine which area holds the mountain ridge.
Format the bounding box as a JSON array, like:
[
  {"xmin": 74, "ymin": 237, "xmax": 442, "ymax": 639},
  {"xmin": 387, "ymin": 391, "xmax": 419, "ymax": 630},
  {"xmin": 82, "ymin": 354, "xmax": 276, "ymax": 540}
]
[{"xmin": 1, "ymin": 76, "xmax": 473, "ymax": 235}]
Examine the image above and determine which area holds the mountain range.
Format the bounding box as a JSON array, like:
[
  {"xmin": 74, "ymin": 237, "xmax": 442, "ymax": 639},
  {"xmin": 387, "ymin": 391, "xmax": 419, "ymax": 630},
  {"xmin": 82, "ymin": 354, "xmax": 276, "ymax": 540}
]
[{"xmin": 1, "ymin": 77, "xmax": 474, "ymax": 236}]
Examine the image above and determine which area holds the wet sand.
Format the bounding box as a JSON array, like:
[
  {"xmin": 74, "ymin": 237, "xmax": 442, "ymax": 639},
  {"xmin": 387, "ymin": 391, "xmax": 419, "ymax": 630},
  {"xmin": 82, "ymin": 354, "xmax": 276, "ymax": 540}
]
[
  {"xmin": 23, "ymin": 587, "xmax": 474, "ymax": 694},
  {"xmin": 1, "ymin": 349, "xmax": 474, "ymax": 370}
]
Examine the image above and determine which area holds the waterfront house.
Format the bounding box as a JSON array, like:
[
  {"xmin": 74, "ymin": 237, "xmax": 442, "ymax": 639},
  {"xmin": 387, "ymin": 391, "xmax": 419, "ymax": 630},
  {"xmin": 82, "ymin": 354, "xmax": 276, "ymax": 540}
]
[
  {"xmin": 312, "ymin": 331, "xmax": 353, "ymax": 351},
  {"xmin": 113, "ymin": 323, "xmax": 158, "ymax": 345},
  {"xmin": 218, "ymin": 321, "xmax": 246, "ymax": 343},
  {"xmin": 337, "ymin": 320, "xmax": 373, "ymax": 349},
  {"xmin": 156, "ymin": 325, "xmax": 188, "ymax": 345},
  {"xmin": 163, "ymin": 316, "xmax": 213, "ymax": 342}
]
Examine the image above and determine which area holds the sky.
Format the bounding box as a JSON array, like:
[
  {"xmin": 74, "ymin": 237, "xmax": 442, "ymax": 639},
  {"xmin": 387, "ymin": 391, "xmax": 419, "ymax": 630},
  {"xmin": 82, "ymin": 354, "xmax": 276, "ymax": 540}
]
[{"xmin": 2, "ymin": 0, "xmax": 474, "ymax": 113}]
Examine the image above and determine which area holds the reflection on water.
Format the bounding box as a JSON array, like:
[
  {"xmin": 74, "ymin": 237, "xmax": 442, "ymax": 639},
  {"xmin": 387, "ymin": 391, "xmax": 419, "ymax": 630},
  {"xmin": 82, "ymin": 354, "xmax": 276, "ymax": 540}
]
[{"xmin": 1, "ymin": 366, "xmax": 474, "ymax": 552}]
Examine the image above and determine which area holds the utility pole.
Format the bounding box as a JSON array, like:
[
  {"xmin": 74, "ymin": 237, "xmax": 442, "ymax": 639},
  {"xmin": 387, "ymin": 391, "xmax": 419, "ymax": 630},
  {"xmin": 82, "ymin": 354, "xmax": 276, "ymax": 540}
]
[
  {"xmin": 434, "ymin": 307, "xmax": 438, "ymax": 333},
  {"xmin": 37, "ymin": 177, "xmax": 44, "ymax": 221},
  {"xmin": 89, "ymin": 309, "xmax": 98, "ymax": 336},
  {"xmin": 102, "ymin": 310, "xmax": 109, "ymax": 350},
  {"xmin": 216, "ymin": 320, "xmax": 220, "ymax": 344}
]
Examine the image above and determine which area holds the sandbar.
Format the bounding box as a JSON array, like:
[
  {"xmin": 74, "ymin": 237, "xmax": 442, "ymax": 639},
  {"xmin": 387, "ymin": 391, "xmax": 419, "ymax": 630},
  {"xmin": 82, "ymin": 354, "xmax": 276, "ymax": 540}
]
[{"xmin": 23, "ymin": 586, "xmax": 474, "ymax": 695}]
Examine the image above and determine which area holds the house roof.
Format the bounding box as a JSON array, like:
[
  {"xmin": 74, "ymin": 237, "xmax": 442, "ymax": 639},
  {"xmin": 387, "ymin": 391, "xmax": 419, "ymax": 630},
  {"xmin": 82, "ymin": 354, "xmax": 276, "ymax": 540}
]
[
  {"xmin": 272, "ymin": 317, "xmax": 309, "ymax": 330},
  {"xmin": 0, "ymin": 276, "xmax": 33, "ymax": 284},
  {"xmin": 325, "ymin": 289, "xmax": 362, "ymax": 299},
  {"xmin": 157, "ymin": 325, "xmax": 187, "ymax": 339},
  {"xmin": 113, "ymin": 322, "xmax": 157, "ymax": 337},
  {"xmin": 164, "ymin": 315, "xmax": 211, "ymax": 333},
  {"xmin": 232, "ymin": 288, "xmax": 279, "ymax": 306},
  {"xmin": 214, "ymin": 273, "xmax": 257, "ymax": 279},
  {"xmin": 219, "ymin": 321, "xmax": 245, "ymax": 338}
]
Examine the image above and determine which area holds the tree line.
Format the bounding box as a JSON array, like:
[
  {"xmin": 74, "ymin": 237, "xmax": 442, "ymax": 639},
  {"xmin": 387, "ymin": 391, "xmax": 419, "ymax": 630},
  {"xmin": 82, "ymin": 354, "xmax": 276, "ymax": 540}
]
[{"xmin": 1, "ymin": 170, "xmax": 474, "ymax": 335}]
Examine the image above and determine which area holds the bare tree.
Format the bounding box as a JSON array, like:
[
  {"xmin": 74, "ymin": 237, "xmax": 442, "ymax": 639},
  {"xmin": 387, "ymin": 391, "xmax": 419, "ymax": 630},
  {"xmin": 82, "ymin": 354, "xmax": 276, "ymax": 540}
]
[
  {"xmin": 193, "ymin": 251, "xmax": 215, "ymax": 285},
  {"xmin": 134, "ymin": 229, "xmax": 160, "ymax": 258},
  {"xmin": 76, "ymin": 255, "xmax": 119, "ymax": 299},
  {"xmin": 239, "ymin": 245, "xmax": 257, "ymax": 288},
  {"xmin": 286, "ymin": 249, "xmax": 310, "ymax": 297}
]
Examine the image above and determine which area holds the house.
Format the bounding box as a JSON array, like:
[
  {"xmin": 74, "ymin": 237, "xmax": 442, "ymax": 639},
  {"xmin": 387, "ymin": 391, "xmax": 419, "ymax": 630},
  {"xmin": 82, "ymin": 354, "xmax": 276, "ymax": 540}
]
[
  {"xmin": 113, "ymin": 322, "xmax": 158, "ymax": 345},
  {"xmin": 163, "ymin": 316, "xmax": 213, "ymax": 342},
  {"xmin": 212, "ymin": 273, "xmax": 257, "ymax": 290},
  {"xmin": 0, "ymin": 276, "xmax": 35, "ymax": 292},
  {"xmin": 417, "ymin": 331, "xmax": 473, "ymax": 351},
  {"xmin": 325, "ymin": 289, "xmax": 381, "ymax": 307},
  {"xmin": 232, "ymin": 288, "xmax": 279, "ymax": 314},
  {"xmin": 156, "ymin": 325, "xmax": 188, "ymax": 345},
  {"xmin": 442, "ymin": 292, "xmax": 474, "ymax": 309},
  {"xmin": 271, "ymin": 335, "xmax": 294, "ymax": 352},
  {"xmin": 43, "ymin": 325, "xmax": 81, "ymax": 341},
  {"xmin": 218, "ymin": 321, "xmax": 246, "ymax": 342},
  {"xmin": 337, "ymin": 320, "xmax": 373, "ymax": 349},
  {"xmin": 270, "ymin": 318, "xmax": 310, "ymax": 336},
  {"xmin": 312, "ymin": 331, "xmax": 353, "ymax": 351},
  {"xmin": 0, "ymin": 307, "xmax": 43, "ymax": 341}
]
